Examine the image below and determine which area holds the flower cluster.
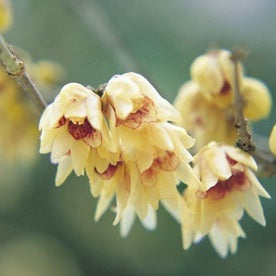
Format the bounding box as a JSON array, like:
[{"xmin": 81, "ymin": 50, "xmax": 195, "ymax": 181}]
[
  {"xmin": 39, "ymin": 49, "xmax": 272, "ymax": 257},
  {"xmin": 39, "ymin": 72, "xmax": 199, "ymax": 234},
  {"xmin": 174, "ymin": 49, "xmax": 271, "ymax": 151},
  {"xmin": 181, "ymin": 142, "xmax": 270, "ymax": 257}
]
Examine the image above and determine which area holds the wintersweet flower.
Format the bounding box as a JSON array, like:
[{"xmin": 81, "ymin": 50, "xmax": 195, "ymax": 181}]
[
  {"xmin": 242, "ymin": 77, "xmax": 271, "ymax": 121},
  {"xmin": 190, "ymin": 49, "xmax": 243, "ymax": 109},
  {"xmin": 0, "ymin": 0, "xmax": 12, "ymax": 32},
  {"xmin": 174, "ymin": 78, "xmax": 271, "ymax": 150},
  {"xmin": 39, "ymin": 83, "xmax": 111, "ymax": 186},
  {"xmin": 181, "ymin": 142, "xmax": 270, "ymax": 257},
  {"xmin": 102, "ymin": 72, "xmax": 181, "ymax": 129},
  {"xmin": 174, "ymin": 81, "xmax": 237, "ymax": 150},
  {"xmin": 81, "ymin": 73, "xmax": 200, "ymax": 234},
  {"xmin": 269, "ymin": 124, "xmax": 276, "ymax": 155},
  {"xmin": 86, "ymin": 122, "xmax": 198, "ymax": 229}
]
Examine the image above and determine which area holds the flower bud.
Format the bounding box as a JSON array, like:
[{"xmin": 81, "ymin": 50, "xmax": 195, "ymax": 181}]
[
  {"xmin": 269, "ymin": 124, "xmax": 276, "ymax": 155},
  {"xmin": 241, "ymin": 77, "xmax": 272, "ymax": 121},
  {"xmin": 190, "ymin": 50, "xmax": 243, "ymax": 109}
]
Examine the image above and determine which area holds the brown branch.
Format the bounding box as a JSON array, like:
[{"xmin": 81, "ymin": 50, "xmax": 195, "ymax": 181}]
[
  {"xmin": 231, "ymin": 50, "xmax": 255, "ymax": 153},
  {"xmin": 0, "ymin": 33, "xmax": 47, "ymax": 114}
]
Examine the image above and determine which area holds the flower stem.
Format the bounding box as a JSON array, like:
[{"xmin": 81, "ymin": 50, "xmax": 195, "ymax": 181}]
[
  {"xmin": 0, "ymin": 33, "xmax": 47, "ymax": 114},
  {"xmin": 231, "ymin": 50, "xmax": 255, "ymax": 153}
]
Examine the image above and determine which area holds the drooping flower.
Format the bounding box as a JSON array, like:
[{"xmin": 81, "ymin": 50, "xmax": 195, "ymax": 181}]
[
  {"xmin": 174, "ymin": 76, "xmax": 271, "ymax": 150},
  {"xmin": 181, "ymin": 142, "xmax": 270, "ymax": 257},
  {"xmin": 174, "ymin": 81, "xmax": 237, "ymax": 150},
  {"xmin": 83, "ymin": 73, "xmax": 199, "ymax": 233},
  {"xmin": 102, "ymin": 72, "xmax": 181, "ymax": 128},
  {"xmin": 190, "ymin": 49, "xmax": 243, "ymax": 109},
  {"xmin": 0, "ymin": 0, "xmax": 12, "ymax": 32},
  {"xmin": 86, "ymin": 122, "xmax": 199, "ymax": 230},
  {"xmin": 241, "ymin": 77, "xmax": 271, "ymax": 121},
  {"xmin": 39, "ymin": 83, "xmax": 112, "ymax": 186},
  {"xmin": 269, "ymin": 124, "xmax": 276, "ymax": 155}
]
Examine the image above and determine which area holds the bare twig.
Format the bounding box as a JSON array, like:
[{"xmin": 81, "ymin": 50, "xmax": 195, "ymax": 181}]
[
  {"xmin": 231, "ymin": 50, "xmax": 255, "ymax": 152},
  {"xmin": 0, "ymin": 33, "xmax": 47, "ymax": 113}
]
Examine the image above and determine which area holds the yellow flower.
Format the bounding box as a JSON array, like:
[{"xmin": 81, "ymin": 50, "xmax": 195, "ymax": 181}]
[
  {"xmin": 190, "ymin": 49, "xmax": 243, "ymax": 109},
  {"xmin": 86, "ymin": 122, "xmax": 198, "ymax": 222},
  {"xmin": 174, "ymin": 76, "xmax": 272, "ymax": 150},
  {"xmin": 39, "ymin": 83, "xmax": 111, "ymax": 186},
  {"xmin": 0, "ymin": 0, "xmax": 12, "ymax": 32},
  {"xmin": 242, "ymin": 77, "xmax": 271, "ymax": 121},
  {"xmin": 102, "ymin": 72, "xmax": 181, "ymax": 129},
  {"xmin": 174, "ymin": 81, "xmax": 237, "ymax": 150},
  {"xmin": 83, "ymin": 73, "xmax": 200, "ymax": 233},
  {"xmin": 269, "ymin": 124, "xmax": 276, "ymax": 155},
  {"xmin": 181, "ymin": 142, "xmax": 270, "ymax": 257}
]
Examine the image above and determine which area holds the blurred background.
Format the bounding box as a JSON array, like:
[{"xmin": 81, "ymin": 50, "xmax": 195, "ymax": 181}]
[{"xmin": 1, "ymin": 0, "xmax": 276, "ymax": 275}]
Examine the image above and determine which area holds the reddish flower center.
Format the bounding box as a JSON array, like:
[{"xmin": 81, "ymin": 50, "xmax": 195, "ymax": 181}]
[
  {"xmin": 117, "ymin": 97, "xmax": 156, "ymax": 129},
  {"xmin": 58, "ymin": 116, "xmax": 66, "ymax": 127},
  {"xmin": 206, "ymin": 171, "xmax": 246, "ymax": 200},
  {"xmin": 96, "ymin": 162, "xmax": 122, "ymax": 180},
  {"xmin": 142, "ymin": 151, "xmax": 179, "ymax": 181},
  {"xmin": 220, "ymin": 80, "xmax": 231, "ymax": 95},
  {"xmin": 68, "ymin": 118, "xmax": 94, "ymax": 140}
]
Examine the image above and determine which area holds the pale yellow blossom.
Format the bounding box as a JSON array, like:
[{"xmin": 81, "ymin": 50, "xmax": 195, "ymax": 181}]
[
  {"xmin": 174, "ymin": 77, "xmax": 271, "ymax": 150},
  {"xmin": 174, "ymin": 81, "xmax": 237, "ymax": 150},
  {"xmin": 181, "ymin": 142, "xmax": 270, "ymax": 257},
  {"xmin": 39, "ymin": 83, "xmax": 111, "ymax": 186},
  {"xmin": 242, "ymin": 77, "xmax": 271, "ymax": 121},
  {"xmin": 190, "ymin": 49, "xmax": 243, "ymax": 109},
  {"xmin": 102, "ymin": 72, "xmax": 181, "ymax": 129},
  {"xmin": 82, "ymin": 73, "xmax": 200, "ymax": 234},
  {"xmin": 269, "ymin": 124, "xmax": 276, "ymax": 155}
]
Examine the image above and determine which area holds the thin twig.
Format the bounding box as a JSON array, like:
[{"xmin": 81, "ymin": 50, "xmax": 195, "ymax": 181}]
[
  {"xmin": 0, "ymin": 33, "xmax": 47, "ymax": 114},
  {"xmin": 231, "ymin": 50, "xmax": 255, "ymax": 152}
]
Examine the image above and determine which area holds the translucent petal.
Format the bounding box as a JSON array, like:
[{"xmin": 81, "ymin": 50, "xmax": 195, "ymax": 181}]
[
  {"xmin": 51, "ymin": 127, "xmax": 73, "ymax": 163},
  {"xmin": 209, "ymin": 224, "xmax": 228, "ymax": 258},
  {"xmin": 55, "ymin": 157, "xmax": 73, "ymax": 186},
  {"xmin": 141, "ymin": 205, "xmax": 157, "ymax": 231},
  {"xmin": 120, "ymin": 205, "xmax": 136, "ymax": 237},
  {"xmin": 205, "ymin": 146, "xmax": 232, "ymax": 180},
  {"xmin": 224, "ymin": 146, "xmax": 257, "ymax": 171},
  {"xmin": 71, "ymin": 140, "xmax": 90, "ymax": 176},
  {"xmin": 95, "ymin": 188, "xmax": 114, "ymax": 221},
  {"xmin": 239, "ymin": 188, "xmax": 266, "ymax": 226},
  {"xmin": 246, "ymin": 170, "xmax": 270, "ymax": 198},
  {"xmin": 86, "ymin": 94, "xmax": 103, "ymax": 130}
]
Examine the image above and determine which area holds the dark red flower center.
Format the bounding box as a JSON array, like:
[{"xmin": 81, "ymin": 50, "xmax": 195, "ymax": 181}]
[
  {"xmin": 68, "ymin": 118, "xmax": 94, "ymax": 140},
  {"xmin": 206, "ymin": 171, "xmax": 246, "ymax": 200}
]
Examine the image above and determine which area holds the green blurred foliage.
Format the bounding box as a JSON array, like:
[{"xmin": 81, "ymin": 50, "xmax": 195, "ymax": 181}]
[{"xmin": 1, "ymin": 0, "xmax": 276, "ymax": 275}]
